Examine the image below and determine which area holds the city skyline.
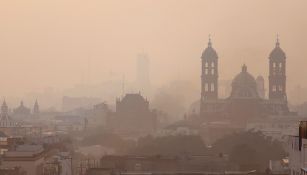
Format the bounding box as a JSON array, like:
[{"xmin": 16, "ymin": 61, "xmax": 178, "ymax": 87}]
[{"xmin": 0, "ymin": 0, "xmax": 307, "ymax": 98}]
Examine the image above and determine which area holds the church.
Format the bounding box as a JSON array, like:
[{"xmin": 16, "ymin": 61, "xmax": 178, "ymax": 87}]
[
  {"xmin": 106, "ymin": 93, "xmax": 157, "ymax": 137},
  {"xmin": 199, "ymin": 37, "xmax": 296, "ymax": 128}
]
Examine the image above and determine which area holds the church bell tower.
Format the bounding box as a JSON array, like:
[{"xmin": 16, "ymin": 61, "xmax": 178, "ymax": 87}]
[
  {"xmin": 200, "ymin": 37, "xmax": 218, "ymax": 115},
  {"xmin": 268, "ymin": 37, "xmax": 287, "ymax": 101}
]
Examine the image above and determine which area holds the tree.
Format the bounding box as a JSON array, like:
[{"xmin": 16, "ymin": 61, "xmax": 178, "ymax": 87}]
[
  {"xmin": 229, "ymin": 144, "xmax": 257, "ymax": 170},
  {"xmin": 80, "ymin": 128, "xmax": 136, "ymax": 153},
  {"xmin": 212, "ymin": 131, "xmax": 286, "ymax": 172},
  {"xmin": 130, "ymin": 135, "xmax": 207, "ymax": 155}
]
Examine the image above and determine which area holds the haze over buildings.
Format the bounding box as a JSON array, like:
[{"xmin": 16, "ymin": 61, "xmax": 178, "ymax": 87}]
[
  {"xmin": 1, "ymin": 0, "xmax": 307, "ymax": 106},
  {"xmin": 1, "ymin": 1, "xmax": 307, "ymax": 174}
]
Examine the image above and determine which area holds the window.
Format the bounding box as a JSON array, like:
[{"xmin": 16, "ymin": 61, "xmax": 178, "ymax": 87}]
[
  {"xmin": 205, "ymin": 62, "xmax": 208, "ymax": 67},
  {"xmin": 211, "ymin": 83, "xmax": 215, "ymax": 92},
  {"xmin": 279, "ymin": 63, "xmax": 283, "ymax": 75},
  {"xmin": 205, "ymin": 69, "xmax": 208, "ymax": 75},
  {"xmin": 211, "ymin": 69, "xmax": 214, "ymax": 75},
  {"xmin": 205, "ymin": 83, "xmax": 209, "ymax": 92},
  {"xmin": 211, "ymin": 62, "xmax": 215, "ymax": 67},
  {"xmin": 273, "ymin": 85, "xmax": 276, "ymax": 92},
  {"xmin": 272, "ymin": 62, "xmax": 277, "ymax": 75}
]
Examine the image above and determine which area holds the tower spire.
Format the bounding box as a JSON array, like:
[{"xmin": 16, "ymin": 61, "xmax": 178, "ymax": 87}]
[
  {"xmin": 1, "ymin": 99, "xmax": 8, "ymax": 115},
  {"xmin": 276, "ymin": 34, "xmax": 280, "ymax": 47},
  {"xmin": 33, "ymin": 99, "xmax": 40, "ymax": 115},
  {"xmin": 208, "ymin": 34, "xmax": 212, "ymax": 47}
]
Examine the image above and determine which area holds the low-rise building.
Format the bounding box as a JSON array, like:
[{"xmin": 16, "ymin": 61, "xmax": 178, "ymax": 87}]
[
  {"xmin": 44, "ymin": 152, "xmax": 72, "ymax": 175},
  {"xmin": 0, "ymin": 167, "xmax": 26, "ymax": 175},
  {"xmin": 0, "ymin": 144, "xmax": 45, "ymax": 175}
]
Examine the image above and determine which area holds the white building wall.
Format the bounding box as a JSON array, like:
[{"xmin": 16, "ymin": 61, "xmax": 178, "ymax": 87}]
[{"xmin": 289, "ymin": 137, "xmax": 307, "ymax": 175}]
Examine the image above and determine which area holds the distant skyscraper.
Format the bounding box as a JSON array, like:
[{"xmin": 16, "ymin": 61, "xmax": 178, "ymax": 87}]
[
  {"xmin": 256, "ymin": 75, "xmax": 265, "ymax": 98},
  {"xmin": 136, "ymin": 52, "xmax": 151, "ymax": 96}
]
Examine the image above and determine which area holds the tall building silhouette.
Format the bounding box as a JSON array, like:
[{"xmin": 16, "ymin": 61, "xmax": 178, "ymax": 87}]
[{"xmin": 256, "ymin": 75, "xmax": 265, "ymax": 98}]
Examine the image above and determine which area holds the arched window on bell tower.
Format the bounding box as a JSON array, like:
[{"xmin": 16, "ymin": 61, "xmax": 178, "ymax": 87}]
[{"xmin": 205, "ymin": 83, "xmax": 209, "ymax": 92}]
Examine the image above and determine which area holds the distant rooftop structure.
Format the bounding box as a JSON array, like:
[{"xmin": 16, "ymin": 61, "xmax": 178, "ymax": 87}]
[
  {"xmin": 13, "ymin": 101, "xmax": 31, "ymax": 116},
  {"xmin": 33, "ymin": 99, "xmax": 40, "ymax": 115},
  {"xmin": 116, "ymin": 93, "xmax": 149, "ymax": 111},
  {"xmin": 0, "ymin": 100, "xmax": 20, "ymax": 128},
  {"xmin": 2, "ymin": 144, "xmax": 45, "ymax": 175},
  {"xmin": 107, "ymin": 93, "xmax": 157, "ymax": 137},
  {"xmin": 4, "ymin": 144, "xmax": 44, "ymax": 158},
  {"xmin": 0, "ymin": 100, "xmax": 41, "ymax": 137}
]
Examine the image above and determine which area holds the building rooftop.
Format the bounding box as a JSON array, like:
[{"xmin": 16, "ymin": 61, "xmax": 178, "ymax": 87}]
[{"xmin": 4, "ymin": 144, "xmax": 44, "ymax": 158}]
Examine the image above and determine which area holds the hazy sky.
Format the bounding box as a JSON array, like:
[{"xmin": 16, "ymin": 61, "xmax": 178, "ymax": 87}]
[{"xmin": 0, "ymin": 0, "xmax": 307, "ymax": 97}]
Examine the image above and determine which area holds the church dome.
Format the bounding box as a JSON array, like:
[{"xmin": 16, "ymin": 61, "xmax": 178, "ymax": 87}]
[
  {"xmin": 230, "ymin": 65, "xmax": 260, "ymax": 99},
  {"xmin": 269, "ymin": 39, "xmax": 286, "ymax": 60},
  {"xmin": 201, "ymin": 39, "xmax": 218, "ymax": 59}
]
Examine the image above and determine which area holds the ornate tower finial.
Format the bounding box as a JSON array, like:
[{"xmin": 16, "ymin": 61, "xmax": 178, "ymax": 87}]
[
  {"xmin": 208, "ymin": 34, "xmax": 212, "ymax": 47},
  {"xmin": 276, "ymin": 34, "xmax": 280, "ymax": 47}
]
